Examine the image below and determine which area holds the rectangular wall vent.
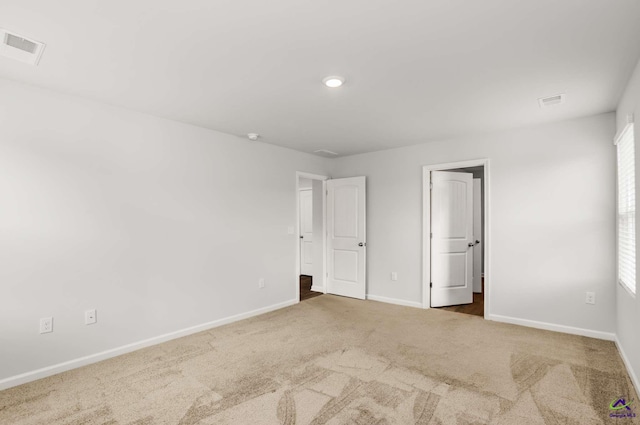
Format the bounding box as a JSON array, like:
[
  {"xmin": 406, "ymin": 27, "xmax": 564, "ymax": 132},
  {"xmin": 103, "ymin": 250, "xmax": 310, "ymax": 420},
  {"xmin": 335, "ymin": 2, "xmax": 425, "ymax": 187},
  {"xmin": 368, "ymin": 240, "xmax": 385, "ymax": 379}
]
[
  {"xmin": 6, "ymin": 33, "xmax": 39, "ymax": 53},
  {"xmin": 538, "ymin": 93, "xmax": 566, "ymax": 108},
  {"xmin": 0, "ymin": 29, "xmax": 46, "ymax": 65}
]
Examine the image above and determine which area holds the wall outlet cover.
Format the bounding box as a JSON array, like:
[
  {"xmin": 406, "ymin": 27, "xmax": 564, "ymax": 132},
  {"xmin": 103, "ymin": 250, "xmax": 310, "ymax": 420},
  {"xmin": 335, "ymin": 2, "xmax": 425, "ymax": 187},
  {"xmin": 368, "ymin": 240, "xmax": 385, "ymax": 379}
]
[
  {"xmin": 585, "ymin": 292, "xmax": 596, "ymax": 305},
  {"xmin": 39, "ymin": 317, "xmax": 53, "ymax": 334}
]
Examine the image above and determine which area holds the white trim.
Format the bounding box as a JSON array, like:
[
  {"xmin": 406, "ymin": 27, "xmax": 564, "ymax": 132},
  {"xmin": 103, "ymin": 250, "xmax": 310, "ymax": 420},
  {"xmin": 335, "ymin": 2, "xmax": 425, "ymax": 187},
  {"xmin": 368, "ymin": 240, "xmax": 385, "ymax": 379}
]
[
  {"xmin": 321, "ymin": 180, "xmax": 327, "ymax": 295},
  {"xmin": 422, "ymin": 166, "xmax": 430, "ymax": 309},
  {"xmin": 296, "ymin": 171, "xmax": 330, "ymax": 181},
  {"xmin": 422, "ymin": 158, "xmax": 491, "ymax": 316},
  {"xmin": 367, "ymin": 294, "xmax": 422, "ymax": 309},
  {"xmin": 0, "ymin": 299, "xmax": 298, "ymax": 391},
  {"xmin": 295, "ymin": 171, "xmax": 329, "ymax": 301},
  {"xmin": 310, "ymin": 285, "xmax": 325, "ymax": 293},
  {"xmin": 614, "ymin": 121, "xmax": 634, "ymax": 145},
  {"xmin": 618, "ymin": 279, "xmax": 637, "ymax": 299},
  {"xmin": 615, "ymin": 335, "xmax": 640, "ymax": 398},
  {"xmin": 487, "ymin": 314, "xmax": 615, "ymax": 341}
]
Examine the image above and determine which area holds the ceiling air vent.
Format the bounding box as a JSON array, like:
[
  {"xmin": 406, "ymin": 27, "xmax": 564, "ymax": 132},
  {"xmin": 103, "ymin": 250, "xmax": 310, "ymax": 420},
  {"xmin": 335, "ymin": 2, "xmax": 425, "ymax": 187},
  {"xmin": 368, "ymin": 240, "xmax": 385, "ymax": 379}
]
[
  {"xmin": 313, "ymin": 149, "xmax": 339, "ymax": 157},
  {"xmin": 0, "ymin": 29, "xmax": 46, "ymax": 65},
  {"xmin": 538, "ymin": 93, "xmax": 566, "ymax": 108}
]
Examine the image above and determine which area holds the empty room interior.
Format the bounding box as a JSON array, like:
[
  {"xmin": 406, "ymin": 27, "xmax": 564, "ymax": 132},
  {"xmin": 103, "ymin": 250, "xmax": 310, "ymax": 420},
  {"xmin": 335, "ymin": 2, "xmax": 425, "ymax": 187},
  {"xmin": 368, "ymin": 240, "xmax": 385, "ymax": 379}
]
[{"xmin": 2, "ymin": 1, "xmax": 640, "ymax": 424}]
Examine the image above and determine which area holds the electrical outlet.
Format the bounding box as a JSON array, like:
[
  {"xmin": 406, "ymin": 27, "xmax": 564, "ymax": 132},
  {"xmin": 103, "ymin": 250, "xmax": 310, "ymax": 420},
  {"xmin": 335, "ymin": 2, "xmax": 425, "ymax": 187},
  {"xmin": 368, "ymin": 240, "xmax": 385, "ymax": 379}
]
[
  {"xmin": 85, "ymin": 309, "xmax": 97, "ymax": 325},
  {"xmin": 586, "ymin": 292, "xmax": 596, "ymax": 305},
  {"xmin": 258, "ymin": 278, "xmax": 265, "ymax": 289},
  {"xmin": 39, "ymin": 317, "xmax": 53, "ymax": 334},
  {"xmin": 391, "ymin": 272, "xmax": 398, "ymax": 281}
]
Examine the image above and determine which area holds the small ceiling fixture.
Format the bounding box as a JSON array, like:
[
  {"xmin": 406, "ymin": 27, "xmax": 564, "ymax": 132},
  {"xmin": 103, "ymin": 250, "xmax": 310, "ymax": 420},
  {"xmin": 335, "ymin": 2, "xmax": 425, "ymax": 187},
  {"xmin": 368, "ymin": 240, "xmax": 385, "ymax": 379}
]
[
  {"xmin": 322, "ymin": 76, "xmax": 345, "ymax": 88},
  {"xmin": 0, "ymin": 29, "xmax": 46, "ymax": 65},
  {"xmin": 538, "ymin": 93, "xmax": 566, "ymax": 108},
  {"xmin": 247, "ymin": 133, "xmax": 260, "ymax": 141}
]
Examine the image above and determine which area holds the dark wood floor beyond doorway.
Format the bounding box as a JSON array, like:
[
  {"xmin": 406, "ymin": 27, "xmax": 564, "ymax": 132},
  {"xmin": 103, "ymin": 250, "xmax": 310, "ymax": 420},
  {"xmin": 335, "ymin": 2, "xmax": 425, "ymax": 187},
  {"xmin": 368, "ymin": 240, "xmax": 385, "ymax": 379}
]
[
  {"xmin": 439, "ymin": 280, "xmax": 484, "ymax": 317},
  {"xmin": 440, "ymin": 292, "xmax": 484, "ymax": 317},
  {"xmin": 300, "ymin": 275, "xmax": 322, "ymax": 301}
]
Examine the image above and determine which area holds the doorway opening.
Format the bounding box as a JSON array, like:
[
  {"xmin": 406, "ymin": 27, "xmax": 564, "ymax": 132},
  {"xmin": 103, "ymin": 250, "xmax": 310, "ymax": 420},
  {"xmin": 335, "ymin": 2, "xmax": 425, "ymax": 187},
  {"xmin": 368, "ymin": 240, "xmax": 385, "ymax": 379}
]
[
  {"xmin": 295, "ymin": 172, "xmax": 368, "ymax": 302},
  {"xmin": 296, "ymin": 172, "xmax": 328, "ymax": 302},
  {"xmin": 422, "ymin": 159, "xmax": 490, "ymax": 318}
]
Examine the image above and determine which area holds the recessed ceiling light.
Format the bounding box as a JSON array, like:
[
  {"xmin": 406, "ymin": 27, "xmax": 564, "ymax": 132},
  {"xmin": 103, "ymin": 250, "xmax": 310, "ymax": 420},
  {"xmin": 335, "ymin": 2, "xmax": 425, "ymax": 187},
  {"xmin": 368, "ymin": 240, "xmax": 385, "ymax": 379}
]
[
  {"xmin": 322, "ymin": 76, "xmax": 345, "ymax": 88},
  {"xmin": 247, "ymin": 133, "xmax": 260, "ymax": 141}
]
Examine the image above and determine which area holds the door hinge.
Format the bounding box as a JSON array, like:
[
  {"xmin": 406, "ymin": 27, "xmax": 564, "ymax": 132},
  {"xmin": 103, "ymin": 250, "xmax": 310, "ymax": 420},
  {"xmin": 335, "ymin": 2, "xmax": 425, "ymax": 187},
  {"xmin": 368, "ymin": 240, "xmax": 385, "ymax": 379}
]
[
  {"xmin": 429, "ymin": 182, "xmax": 433, "ymax": 190},
  {"xmin": 430, "ymin": 282, "xmax": 432, "ymax": 288},
  {"xmin": 430, "ymin": 232, "xmax": 433, "ymax": 239}
]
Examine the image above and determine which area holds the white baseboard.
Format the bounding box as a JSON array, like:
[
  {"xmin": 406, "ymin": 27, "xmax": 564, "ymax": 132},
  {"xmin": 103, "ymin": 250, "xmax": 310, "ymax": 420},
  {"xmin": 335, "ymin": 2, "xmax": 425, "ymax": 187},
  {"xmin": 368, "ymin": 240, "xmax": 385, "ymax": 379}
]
[
  {"xmin": 487, "ymin": 314, "xmax": 615, "ymax": 341},
  {"xmin": 0, "ymin": 299, "xmax": 298, "ymax": 391},
  {"xmin": 615, "ymin": 336, "xmax": 640, "ymax": 398},
  {"xmin": 366, "ymin": 294, "xmax": 422, "ymax": 309},
  {"xmin": 310, "ymin": 285, "xmax": 324, "ymax": 293}
]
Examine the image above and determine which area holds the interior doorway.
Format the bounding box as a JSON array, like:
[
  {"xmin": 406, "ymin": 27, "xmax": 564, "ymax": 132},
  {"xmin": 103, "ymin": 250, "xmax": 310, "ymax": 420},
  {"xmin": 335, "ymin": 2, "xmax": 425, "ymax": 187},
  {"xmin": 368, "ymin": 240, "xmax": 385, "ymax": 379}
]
[
  {"xmin": 422, "ymin": 159, "xmax": 490, "ymax": 317},
  {"xmin": 295, "ymin": 172, "xmax": 368, "ymax": 302},
  {"xmin": 296, "ymin": 172, "xmax": 328, "ymax": 302}
]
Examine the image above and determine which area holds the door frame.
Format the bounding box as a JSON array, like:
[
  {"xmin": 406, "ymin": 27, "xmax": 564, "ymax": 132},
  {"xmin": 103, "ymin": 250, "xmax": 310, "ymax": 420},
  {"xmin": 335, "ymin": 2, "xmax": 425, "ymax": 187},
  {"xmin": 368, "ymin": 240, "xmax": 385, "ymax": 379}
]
[
  {"xmin": 295, "ymin": 171, "xmax": 329, "ymax": 302},
  {"xmin": 422, "ymin": 159, "xmax": 491, "ymax": 316}
]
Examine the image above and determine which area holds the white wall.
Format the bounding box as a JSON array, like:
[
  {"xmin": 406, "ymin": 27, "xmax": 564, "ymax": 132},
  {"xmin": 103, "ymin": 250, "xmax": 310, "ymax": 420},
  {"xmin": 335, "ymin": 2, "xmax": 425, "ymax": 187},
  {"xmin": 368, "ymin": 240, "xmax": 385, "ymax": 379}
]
[
  {"xmin": 330, "ymin": 113, "xmax": 617, "ymax": 335},
  {"xmin": 616, "ymin": 58, "xmax": 640, "ymax": 391},
  {"xmin": 0, "ymin": 79, "xmax": 329, "ymax": 383},
  {"xmin": 0, "ymin": 75, "xmax": 622, "ymax": 388},
  {"xmin": 298, "ymin": 177, "xmax": 313, "ymax": 190}
]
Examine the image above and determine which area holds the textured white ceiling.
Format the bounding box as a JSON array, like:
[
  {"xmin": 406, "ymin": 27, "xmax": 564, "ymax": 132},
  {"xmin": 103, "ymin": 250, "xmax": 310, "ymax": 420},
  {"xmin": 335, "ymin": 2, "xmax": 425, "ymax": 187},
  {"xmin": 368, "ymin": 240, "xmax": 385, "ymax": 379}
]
[{"xmin": 1, "ymin": 0, "xmax": 640, "ymax": 156}]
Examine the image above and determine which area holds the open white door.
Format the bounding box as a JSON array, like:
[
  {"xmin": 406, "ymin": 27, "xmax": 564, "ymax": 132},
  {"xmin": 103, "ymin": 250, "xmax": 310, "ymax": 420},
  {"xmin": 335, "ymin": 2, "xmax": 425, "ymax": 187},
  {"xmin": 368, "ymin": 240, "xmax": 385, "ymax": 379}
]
[
  {"xmin": 431, "ymin": 171, "xmax": 473, "ymax": 307},
  {"xmin": 299, "ymin": 189, "xmax": 313, "ymax": 276},
  {"xmin": 472, "ymin": 178, "xmax": 482, "ymax": 293},
  {"xmin": 327, "ymin": 176, "xmax": 366, "ymax": 299}
]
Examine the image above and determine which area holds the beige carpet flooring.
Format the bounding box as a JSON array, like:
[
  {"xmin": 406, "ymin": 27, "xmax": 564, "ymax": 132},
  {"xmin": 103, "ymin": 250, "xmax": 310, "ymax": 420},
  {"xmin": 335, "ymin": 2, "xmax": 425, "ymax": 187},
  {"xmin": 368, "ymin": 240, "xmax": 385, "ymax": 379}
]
[{"xmin": 1, "ymin": 295, "xmax": 638, "ymax": 424}]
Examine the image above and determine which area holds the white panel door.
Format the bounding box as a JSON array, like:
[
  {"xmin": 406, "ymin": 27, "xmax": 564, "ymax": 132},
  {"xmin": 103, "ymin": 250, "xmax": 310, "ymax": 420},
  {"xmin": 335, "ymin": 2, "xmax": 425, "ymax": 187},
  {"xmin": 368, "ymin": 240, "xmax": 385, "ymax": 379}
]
[
  {"xmin": 472, "ymin": 178, "xmax": 482, "ymax": 293},
  {"xmin": 327, "ymin": 176, "xmax": 366, "ymax": 300},
  {"xmin": 299, "ymin": 189, "xmax": 314, "ymax": 276},
  {"xmin": 431, "ymin": 171, "xmax": 473, "ymax": 307}
]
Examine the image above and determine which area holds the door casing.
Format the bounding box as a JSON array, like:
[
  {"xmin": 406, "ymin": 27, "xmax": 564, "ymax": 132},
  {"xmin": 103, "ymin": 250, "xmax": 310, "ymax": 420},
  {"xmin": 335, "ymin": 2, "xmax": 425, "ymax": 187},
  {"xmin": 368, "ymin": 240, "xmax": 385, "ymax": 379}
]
[{"xmin": 422, "ymin": 159, "xmax": 490, "ymax": 316}]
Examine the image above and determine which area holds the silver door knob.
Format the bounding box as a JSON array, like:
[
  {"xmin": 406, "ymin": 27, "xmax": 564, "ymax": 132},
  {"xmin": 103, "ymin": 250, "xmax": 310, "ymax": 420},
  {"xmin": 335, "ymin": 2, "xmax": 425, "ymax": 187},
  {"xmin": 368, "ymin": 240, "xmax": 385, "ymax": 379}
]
[{"xmin": 358, "ymin": 242, "xmax": 364, "ymax": 247}]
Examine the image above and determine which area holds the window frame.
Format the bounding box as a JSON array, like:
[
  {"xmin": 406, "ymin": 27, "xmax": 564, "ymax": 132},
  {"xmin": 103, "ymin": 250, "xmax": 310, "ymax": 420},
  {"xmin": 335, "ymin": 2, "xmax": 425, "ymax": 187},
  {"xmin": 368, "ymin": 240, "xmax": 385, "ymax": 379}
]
[{"xmin": 616, "ymin": 121, "xmax": 636, "ymax": 297}]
